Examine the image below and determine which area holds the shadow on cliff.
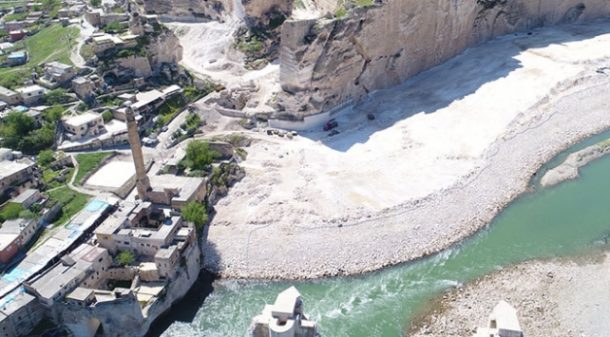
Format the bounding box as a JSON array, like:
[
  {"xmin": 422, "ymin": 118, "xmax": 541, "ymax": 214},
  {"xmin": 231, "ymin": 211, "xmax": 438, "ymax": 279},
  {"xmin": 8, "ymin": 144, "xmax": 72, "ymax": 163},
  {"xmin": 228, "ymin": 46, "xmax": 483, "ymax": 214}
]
[
  {"xmin": 301, "ymin": 20, "xmax": 610, "ymax": 152},
  {"xmin": 144, "ymin": 241, "xmax": 221, "ymax": 337}
]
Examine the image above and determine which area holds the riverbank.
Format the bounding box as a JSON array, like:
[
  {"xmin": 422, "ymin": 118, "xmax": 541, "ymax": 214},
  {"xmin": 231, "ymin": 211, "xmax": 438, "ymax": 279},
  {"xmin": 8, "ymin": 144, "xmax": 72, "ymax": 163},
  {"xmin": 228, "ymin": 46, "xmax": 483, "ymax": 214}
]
[
  {"xmin": 204, "ymin": 20, "xmax": 610, "ymax": 279},
  {"xmin": 408, "ymin": 251, "xmax": 610, "ymax": 337}
]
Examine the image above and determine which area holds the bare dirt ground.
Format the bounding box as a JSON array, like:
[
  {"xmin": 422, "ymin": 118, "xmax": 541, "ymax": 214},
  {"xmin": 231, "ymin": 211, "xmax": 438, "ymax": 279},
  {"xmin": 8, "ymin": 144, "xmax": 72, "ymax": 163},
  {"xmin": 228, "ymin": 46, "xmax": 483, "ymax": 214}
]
[
  {"xmin": 194, "ymin": 20, "xmax": 610, "ymax": 280},
  {"xmin": 408, "ymin": 252, "xmax": 610, "ymax": 337}
]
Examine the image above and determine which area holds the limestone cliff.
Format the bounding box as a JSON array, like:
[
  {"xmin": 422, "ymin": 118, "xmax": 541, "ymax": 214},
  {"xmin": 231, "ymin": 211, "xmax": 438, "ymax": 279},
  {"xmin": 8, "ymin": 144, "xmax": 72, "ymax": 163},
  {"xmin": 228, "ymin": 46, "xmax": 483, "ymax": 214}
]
[{"xmin": 275, "ymin": 0, "xmax": 610, "ymax": 119}]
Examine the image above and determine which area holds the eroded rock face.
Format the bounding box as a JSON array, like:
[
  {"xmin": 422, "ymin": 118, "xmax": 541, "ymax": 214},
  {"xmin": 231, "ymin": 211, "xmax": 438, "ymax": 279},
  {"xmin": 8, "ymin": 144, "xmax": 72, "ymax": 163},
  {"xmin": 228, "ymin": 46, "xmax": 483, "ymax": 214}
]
[{"xmin": 276, "ymin": 0, "xmax": 610, "ymax": 118}]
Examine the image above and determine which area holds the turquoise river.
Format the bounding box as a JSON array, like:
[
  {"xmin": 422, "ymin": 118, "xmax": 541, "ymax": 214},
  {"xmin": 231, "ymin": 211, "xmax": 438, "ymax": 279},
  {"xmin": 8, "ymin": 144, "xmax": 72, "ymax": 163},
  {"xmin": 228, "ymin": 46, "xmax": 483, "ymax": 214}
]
[{"xmin": 155, "ymin": 130, "xmax": 610, "ymax": 337}]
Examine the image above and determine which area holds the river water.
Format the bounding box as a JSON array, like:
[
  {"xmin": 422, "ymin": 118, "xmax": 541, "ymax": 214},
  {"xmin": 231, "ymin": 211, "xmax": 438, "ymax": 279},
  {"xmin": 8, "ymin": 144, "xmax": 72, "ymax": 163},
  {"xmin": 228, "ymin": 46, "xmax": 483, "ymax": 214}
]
[{"xmin": 156, "ymin": 130, "xmax": 610, "ymax": 337}]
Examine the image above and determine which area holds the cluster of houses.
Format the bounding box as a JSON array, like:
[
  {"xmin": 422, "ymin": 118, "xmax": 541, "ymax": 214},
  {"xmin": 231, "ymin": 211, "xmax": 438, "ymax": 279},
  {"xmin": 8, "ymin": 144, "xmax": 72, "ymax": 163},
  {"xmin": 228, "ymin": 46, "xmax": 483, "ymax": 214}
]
[
  {"xmin": 0, "ymin": 0, "xmax": 86, "ymax": 68},
  {"xmin": 0, "ymin": 117, "xmax": 207, "ymax": 336}
]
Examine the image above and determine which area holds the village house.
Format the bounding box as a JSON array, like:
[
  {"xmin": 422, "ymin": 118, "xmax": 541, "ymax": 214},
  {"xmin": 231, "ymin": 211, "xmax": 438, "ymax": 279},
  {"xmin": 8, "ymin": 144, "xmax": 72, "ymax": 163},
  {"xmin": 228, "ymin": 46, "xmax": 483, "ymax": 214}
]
[
  {"xmin": 0, "ymin": 218, "xmax": 37, "ymax": 264},
  {"xmin": 10, "ymin": 189, "xmax": 44, "ymax": 209},
  {"xmin": 62, "ymin": 112, "xmax": 105, "ymax": 140},
  {"xmin": 24, "ymin": 244, "xmax": 112, "ymax": 307},
  {"xmin": 91, "ymin": 34, "xmax": 122, "ymax": 54},
  {"xmin": 71, "ymin": 76, "xmax": 96, "ymax": 99},
  {"xmin": 8, "ymin": 30, "xmax": 26, "ymax": 42},
  {"xmin": 40, "ymin": 61, "xmax": 76, "ymax": 88},
  {"xmin": 0, "ymin": 87, "xmax": 22, "ymax": 106},
  {"xmin": 15, "ymin": 85, "xmax": 46, "ymax": 106},
  {"xmin": 6, "ymin": 51, "xmax": 27, "ymax": 66},
  {"xmin": 0, "ymin": 159, "xmax": 37, "ymax": 197},
  {"xmin": 0, "ymin": 291, "xmax": 45, "ymax": 337},
  {"xmin": 3, "ymin": 21, "xmax": 24, "ymax": 32}
]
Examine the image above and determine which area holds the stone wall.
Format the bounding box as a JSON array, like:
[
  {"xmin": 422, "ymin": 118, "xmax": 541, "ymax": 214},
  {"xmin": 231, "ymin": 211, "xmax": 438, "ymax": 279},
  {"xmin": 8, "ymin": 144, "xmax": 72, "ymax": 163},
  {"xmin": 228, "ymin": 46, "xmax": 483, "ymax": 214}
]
[{"xmin": 275, "ymin": 0, "xmax": 610, "ymax": 119}]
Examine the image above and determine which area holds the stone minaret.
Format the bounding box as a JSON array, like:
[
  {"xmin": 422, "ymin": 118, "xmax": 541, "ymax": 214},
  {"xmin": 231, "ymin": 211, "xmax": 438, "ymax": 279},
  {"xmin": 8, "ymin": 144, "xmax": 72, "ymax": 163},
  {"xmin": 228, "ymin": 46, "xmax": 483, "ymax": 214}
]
[{"xmin": 125, "ymin": 108, "xmax": 151, "ymax": 200}]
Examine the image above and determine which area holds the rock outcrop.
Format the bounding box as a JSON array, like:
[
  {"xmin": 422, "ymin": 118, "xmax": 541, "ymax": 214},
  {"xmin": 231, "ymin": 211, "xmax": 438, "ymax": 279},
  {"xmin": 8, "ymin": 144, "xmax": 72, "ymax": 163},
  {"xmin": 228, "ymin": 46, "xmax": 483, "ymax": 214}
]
[{"xmin": 275, "ymin": 0, "xmax": 610, "ymax": 120}]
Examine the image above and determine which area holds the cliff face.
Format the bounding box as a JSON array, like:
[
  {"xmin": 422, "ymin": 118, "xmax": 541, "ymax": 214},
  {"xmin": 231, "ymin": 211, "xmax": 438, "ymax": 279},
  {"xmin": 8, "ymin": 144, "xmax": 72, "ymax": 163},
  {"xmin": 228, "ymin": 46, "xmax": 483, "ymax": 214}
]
[{"xmin": 276, "ymin": 0, "xmax": 610, "ymax": 118}]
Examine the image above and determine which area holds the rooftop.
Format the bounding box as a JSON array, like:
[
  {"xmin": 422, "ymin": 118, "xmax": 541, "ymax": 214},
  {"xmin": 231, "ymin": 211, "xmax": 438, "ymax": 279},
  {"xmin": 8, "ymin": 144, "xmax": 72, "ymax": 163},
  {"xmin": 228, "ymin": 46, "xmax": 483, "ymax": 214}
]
[
  {"xmin": 272, "ymin": 286, "xmax": 301, "ymax": 317},
  {"xmin": 0, "ymin": 86, "xmax": 17, "ymax": 96},
  {"xmin": 15, "ymin": 85, "xmax": 45, "ymax": 95},
  {"xmin": 63, "ymin": 112, "xmax": 102, "ymax": 127},
  {"xmin": 11, "ymin": 189, "xmax": 39, "ymax": 204},
  {"xmin": 0, "ymin": 159, "xmax": 34, "ymax": 180}
]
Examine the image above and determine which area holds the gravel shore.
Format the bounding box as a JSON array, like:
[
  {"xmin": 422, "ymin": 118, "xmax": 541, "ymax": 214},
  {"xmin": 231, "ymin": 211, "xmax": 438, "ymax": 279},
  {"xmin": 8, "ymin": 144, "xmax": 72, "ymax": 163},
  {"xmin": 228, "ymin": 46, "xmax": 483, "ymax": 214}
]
[
  {"xmin": 408, "ymin": 252, "xmax": 610, "ymax": 337},
  {"xmin": 204, "ymin": 22, "xmax": 610, "ymax": 280}
]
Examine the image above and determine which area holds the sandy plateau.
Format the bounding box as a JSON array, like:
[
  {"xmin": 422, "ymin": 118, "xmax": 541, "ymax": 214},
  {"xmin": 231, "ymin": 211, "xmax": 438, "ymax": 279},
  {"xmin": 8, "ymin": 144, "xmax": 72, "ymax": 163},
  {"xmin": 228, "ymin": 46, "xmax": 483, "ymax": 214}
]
[{"xmin": 166, "ymin": 19, "xmax": 610, "ymax": 279}]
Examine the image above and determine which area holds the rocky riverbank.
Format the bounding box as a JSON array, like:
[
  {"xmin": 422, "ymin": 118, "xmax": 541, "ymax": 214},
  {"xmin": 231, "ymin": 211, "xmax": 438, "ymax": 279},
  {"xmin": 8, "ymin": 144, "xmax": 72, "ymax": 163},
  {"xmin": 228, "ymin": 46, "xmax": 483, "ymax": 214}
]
[
  {"xmin": 408, "ymin": 251, "xmax": 610, "ymax": 337},
  {"xmin": 204, "ymin": 21, "xmax": 610, "ymax": 280}
]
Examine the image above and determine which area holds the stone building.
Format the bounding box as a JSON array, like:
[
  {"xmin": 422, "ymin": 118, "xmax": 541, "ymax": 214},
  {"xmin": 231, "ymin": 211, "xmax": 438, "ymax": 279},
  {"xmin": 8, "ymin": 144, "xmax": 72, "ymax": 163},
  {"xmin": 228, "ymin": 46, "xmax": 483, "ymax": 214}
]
[
  {"xmin": 0, "ymin": 159, "xmax": 37, "ymax": 197},
  {"xmin": 24, "ymin": 244, "xmax": 112, "ymax": 307},
  {"xmin": 473, "ymin": 301, "xmax": 524, "ymax": 337},
  {"xmin": 251, "ymin": 286, "xmax": 318, "ymax": 337},
  {"xmin": 40, "ymin": 62, "xmax": 76, "ymax": 88},
  {"xmin": 62, "ymin": 112, "xmax": 105, "ymax": 140},
  {"xmin": 0, "ymin": 218, "xmax": 37, "ymax": 264},
  {"xmin": 71, "ymin": 77, "xmax": 96, "ymax": 99},
  {"xmin": 0, "ymin": 86, "xmax": 22, "ymax": 106},
  {"xmin": 0, "ymin": 292, "xmax": 45, "ymax": 337},
  {"xmin": 15, "ymin": 85, "xmax": 46, "ymax": 106}
]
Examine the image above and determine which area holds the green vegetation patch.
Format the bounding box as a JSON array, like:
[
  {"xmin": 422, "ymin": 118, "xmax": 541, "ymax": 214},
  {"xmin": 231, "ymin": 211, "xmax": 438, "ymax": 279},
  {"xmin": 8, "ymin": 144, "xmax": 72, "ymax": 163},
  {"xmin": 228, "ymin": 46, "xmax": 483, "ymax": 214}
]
[
  {"xmin": 44, "ymin": 186, "xmax": 89, "ymax": 227},
  {"xmin": 184, "ymin": 140, "xmax": 220, "ymax": 171},
  {"xmin": 0, "ymin": 203, "xmax": 25, "ymax": 222},
  {"xmin": 182, "ymin": 201, "xmax": 208, "ymax": 231},
  {"xmin": 74, "ymin": 152, "xmax": 112, "ymax": 185},
  {"xmin": 116, "ymin": 250, "xmax": 135, "ymax": 266}
]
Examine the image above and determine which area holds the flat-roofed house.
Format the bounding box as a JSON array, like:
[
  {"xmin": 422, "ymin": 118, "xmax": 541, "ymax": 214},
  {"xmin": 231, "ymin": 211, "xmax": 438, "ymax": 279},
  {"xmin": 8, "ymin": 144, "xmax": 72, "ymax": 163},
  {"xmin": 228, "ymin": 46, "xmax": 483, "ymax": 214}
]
[
  {"xmin": 0, "ymin": 291, "xmax": 45, "ymax": 337},
  {"xmin": 42, "ymin": 61, "xmax": 76, "ymax": 87},
  {"xmin": 71, "ymin": 77, "xmax": 95, "ymax": 99},
  {"xmin": 24, "ymin": 244, "xmax": 112, "ymax": 307},
  {"xmin": 0, "ymin": 159, "xmax": 36, "ymax": 196},
  {"xmin": 0, "ymin": 218, "xmax": 37, "ymax": 264},
  {"xmin": 62, "ymin": 112, "xmax": 105, "ymax": 140},
  {"xmin": 10, "ymin": 188, "xmax": 43, "ymax": 209},
  {"xmin": 15, "ymin": 85, "xmax": 46, "ymax": 106},
  {"xmin": 0, "ymin": 87, "xmax": 22, "ymax": 106}
]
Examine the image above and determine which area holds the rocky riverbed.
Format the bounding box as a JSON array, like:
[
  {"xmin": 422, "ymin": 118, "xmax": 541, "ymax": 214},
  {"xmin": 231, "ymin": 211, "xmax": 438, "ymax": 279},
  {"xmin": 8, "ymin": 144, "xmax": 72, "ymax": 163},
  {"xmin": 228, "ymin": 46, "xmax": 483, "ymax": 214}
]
[{"xmin": 408, "ymin": 251, "xmax": 610, "ymax": 337}]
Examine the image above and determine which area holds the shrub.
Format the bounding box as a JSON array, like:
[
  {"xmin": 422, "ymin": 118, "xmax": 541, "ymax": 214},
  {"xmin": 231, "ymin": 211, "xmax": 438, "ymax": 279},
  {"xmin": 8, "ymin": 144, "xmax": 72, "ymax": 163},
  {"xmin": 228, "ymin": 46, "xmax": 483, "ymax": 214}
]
[
  {"xmin": 102, "ymin": 110, "xmax": 113, "ymax": 123},
  {"xmin": 182, "ymin": 201, "xmax": 208, "ymax": 231},
  {"xmin": 37, "ymin": 149, "xmax": 55, "ymax": 167},
  {"xmin": 185, "ymin": 140, "xmax": 220, "ymax": 171},
  {"xmin": 116, "ymin": 250, "xmax": 135, "ymax": 266}
]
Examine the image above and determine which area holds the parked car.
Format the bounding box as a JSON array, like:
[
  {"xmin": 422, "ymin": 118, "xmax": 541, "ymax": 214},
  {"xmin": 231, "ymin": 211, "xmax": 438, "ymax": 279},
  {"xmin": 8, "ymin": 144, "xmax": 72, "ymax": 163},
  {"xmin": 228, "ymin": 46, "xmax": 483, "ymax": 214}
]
[{"xmin": 323, "ymin": 119, "xmax": 338, "ymax": 131}]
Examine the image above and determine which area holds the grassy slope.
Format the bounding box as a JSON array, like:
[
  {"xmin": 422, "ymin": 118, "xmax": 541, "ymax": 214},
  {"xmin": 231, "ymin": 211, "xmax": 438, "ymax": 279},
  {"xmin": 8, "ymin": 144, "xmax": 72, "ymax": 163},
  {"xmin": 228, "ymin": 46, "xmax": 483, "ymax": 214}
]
[
  {"xmin": 74, "ymin": 152, "xmax": 112, "ymax": 185},
  {"xmin": 44, "ymin": 186, "xmax": 88, "ymax": 227},
  {"xmin": 0, "ymin": 23, "xmax": 79, "ymax": 77}
]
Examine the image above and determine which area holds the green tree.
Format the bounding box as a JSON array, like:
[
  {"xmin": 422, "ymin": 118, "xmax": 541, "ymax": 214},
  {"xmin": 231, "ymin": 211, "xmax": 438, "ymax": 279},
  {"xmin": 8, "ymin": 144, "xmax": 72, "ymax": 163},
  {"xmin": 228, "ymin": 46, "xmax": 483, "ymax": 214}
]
[
  {"xmin": 182, "ymin": 201, "xmax": 208, "ymax": 231},
  {"xmin": 44, "ymin": 88, "xmax": 70, "ymax": 105},
  {"xmin": 0, "ymin": 112, "xmax": 36, "ymax": 149},
  {"xmin": 90, "ymin": 0, "xmax": 101, "ymax": 6},
  {"xmin": 21, "ymin": 124, "xmax": 55, "ymax": 154},
  {"xmin": 185, "ymin": 140, "xmax": 220, "ymax": 171},
  {"xmin": 37, "ymin": 149, "xmax": 55, "ymax": 167},
  {"xmin": 116, "ymin": 250, "xmax": 135, "ymax": 266},
  {"xmin": 102, "ymin": 110, "xmax": 113, "ymax": 123},
  {"xmin": 43, "ymin": 105, "xmax": 65, "ymax": 123}
]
